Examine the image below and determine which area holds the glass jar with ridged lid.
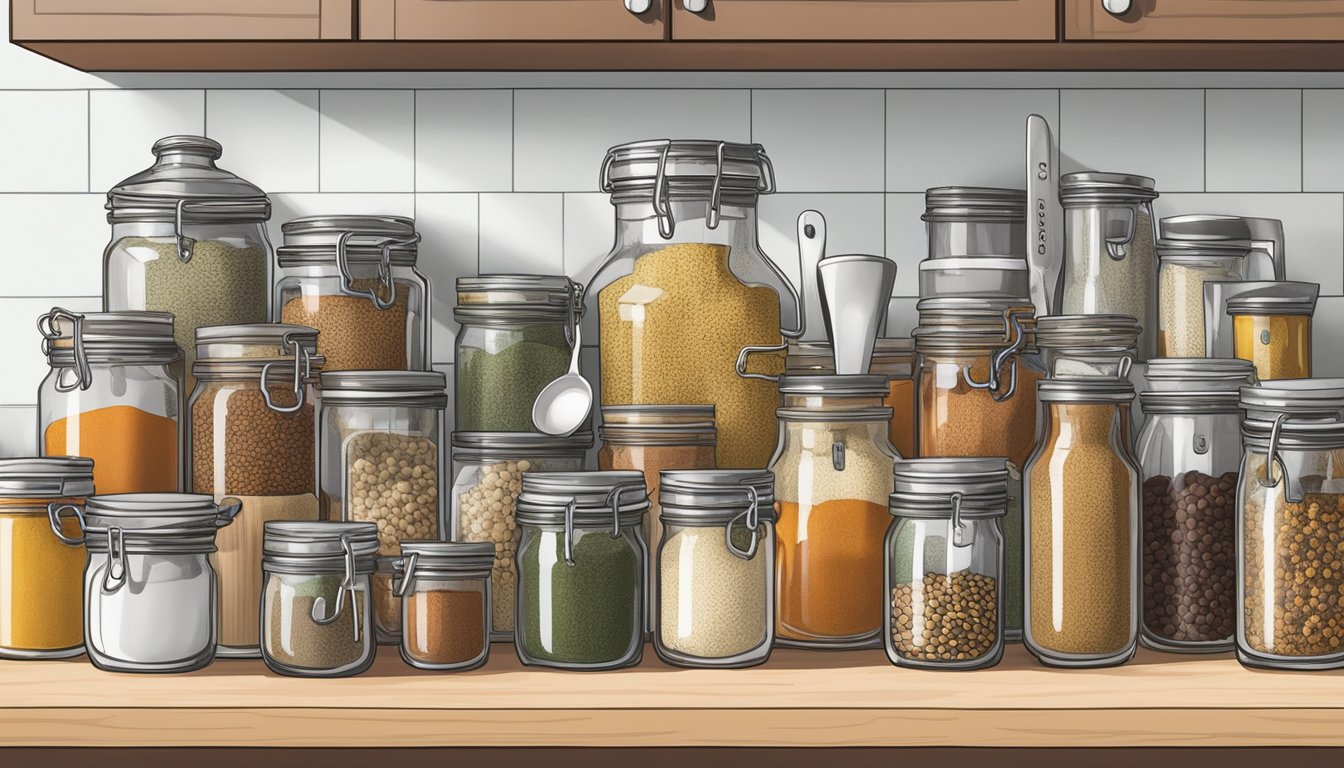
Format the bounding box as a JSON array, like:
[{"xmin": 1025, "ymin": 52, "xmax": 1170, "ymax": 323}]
[
  {"xmin": 921, "ymin": 186, "xmax": 1027, "ymax": 260},
  {"xmin": 1035, "ymin": 314, "xmax": 1140, "ymax": 379},
  {"xmin": 394, "ymin": 540, "xmax": 495, "ymax": 671}
]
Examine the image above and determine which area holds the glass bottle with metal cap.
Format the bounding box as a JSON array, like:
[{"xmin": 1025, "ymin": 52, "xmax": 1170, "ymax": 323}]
[
  {"xmin": 921, "ymin": 186, "xmax": 1027, "ymax": 260},
  {"xmin": 187, "ymin": 324, "xmax": 324, "ymax": 658},
  {"xmin": 886, "ymin": 458, "xmax": 1008, "ymax": 670},
  {"xmin": 654, "ymin": 469, "xmax": 775, "ymax": 668},
  {"xmin": 0, "ymin": 457, "xmax": 93, "ymax": 659},
  {"xmin": 275, "ymin": 215, "xmax": 428, "ymax": 372},
  {"xmin": 38, "ymin": 309, "xmax": 182, "ymax": 494},
  {"xmin": 261, "ymin": 521, "xmax": 380, "ymax": 677},
  {"xmin": 770, "ymin": 374, "xmax": 897, "ymax": 648},
  {"xmin": 1024, "ymin": 378, "xmax": 1141, "ymax": 668},
  {"xmin": 455, "ymin": 275, "xmax": 583, "ymax": 433},
  {"xmin": 1227, "ymin": 282, "xmax": 1319, "ymax": 381},
  {"xmin": 587, "ymin": 139, "xmax": 803, "ymax": 469},
  {"xmin": 394, "ymin": 540, "xmax": 495, "ymax": 671},
  {"xmin": 514, "ymin": 471, "xmax": 648, "ymax": 670},
  {"xmin": 1137, "ymin": 358, "xmax": 1255, "ymax": 653},
  {"xmin": 103, "ymin": 136, "xmax": 273, "ymax": 394},
  {"xmin": 1059, "ymin": 171, "xmax": 1160, "ymax": 361},
  {"xmin": 1034, "ymin": 314, "xmax": 1140, "ymax": 379},
  {"xmin": 69, "ymin": 493, "xmax": 242, "ymax": 673}
]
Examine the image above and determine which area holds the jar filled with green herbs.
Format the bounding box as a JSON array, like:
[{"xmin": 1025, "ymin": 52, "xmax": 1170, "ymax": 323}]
[
  {"xmin": 515, "ymin": 471, "xmax": 647, "ymax": 670},
  {"xmin": 455, "ymin": 276, "xmax": 582, "ymax": 433}
]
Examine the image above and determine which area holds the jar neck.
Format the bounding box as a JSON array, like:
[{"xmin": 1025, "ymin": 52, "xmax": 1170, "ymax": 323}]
[{"xmin": 614, "ymin": 200, "xmax": 755, "ymax": 244}]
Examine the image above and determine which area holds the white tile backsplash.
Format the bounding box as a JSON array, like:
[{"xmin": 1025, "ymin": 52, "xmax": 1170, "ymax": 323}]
[
  {"xmin": 1, "ymin": 194, "xmax": 106, "ymax": 296},
  {"xmin": 266, "ymin": 193, "xmax": 418, "ymax": 252},
  {"xmin": 0, "ymin": 91, "xmax": 88, "ymax": 192},
  {"xmin": 1315, "ymin": 297, "xmax": 1344, "ymax": 377},
  {"xmin": 885, "ymin": 193, "xmax": 930, "ymax": 298},
  {"xmin": 752, "ymin": 90, "xmax": 886, "ymax": 192},
  {"xmin": 479, "ymin": 193, "xmax": 564, "ymax": 275},
  {"xmin": 562, "ymin": 192, "xmax": 615, "ymax": 287},
  {"xmin": 0, "ymin": 406, "xmax": 37, "ymax": 458},
  {"xmin": 416, "ymin": 90, "xmax": 513, "ymax": 193},
  {"xmin": 206, "ymin": 89, "xmax": 320, "ymax": 193},
  {"xmin": 1303, "ymin": 90, "xmax": 1344, "ymax": 193},
  {"xmin": 0, "ymin": 297, "xmax": 100, "ymax": 406},
  {"xmin": 89, "ymin": 90, "xmax": 205, "ymax": 193},
  {"xmin": 885, "ymin": 297, "xmax": 920, "ymax": 338},
  {"xmin": 416, "ymin": 193, "xmax": 480, "ymax": 365},
  {"xmin": 319, "ymin": 90, "xmax": 415, "ymax": 192},
  {"xmin": 1060, "ymin": 89, "xmax": 1205, "ymax": 192},
  {"xmin": 1206, "ymin": 89, "xmax": 1302, "ymax": 193}
]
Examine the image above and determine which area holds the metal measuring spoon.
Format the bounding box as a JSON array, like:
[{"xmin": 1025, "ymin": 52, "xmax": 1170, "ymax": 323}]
[{"xmin": 532, "ymin": 319, "xmax": 592, "ymax": 436}]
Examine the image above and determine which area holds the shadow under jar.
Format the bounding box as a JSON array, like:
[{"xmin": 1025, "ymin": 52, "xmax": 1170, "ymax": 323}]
[
  {"xmin": 73, "ymin": 493, "xmax": 241, "ymax": 673},
  {"xmin": 654, "ymin": 469, "xmax": 775, "ymax": 669},
  {"xmin": 886, "ymin": 458, "xmax": 1008, "ymax": 670},
  {"xmin": 394, "ymin": 540, "xmax": 494, "ymax": 671},
  {"xmin": 1024, "ymin": 378, "xmax": 1141, "ymax": 668},
  {"xmin": 261, "ymin": 521, "xmax": 379, "ymax": 678},
  {"xmin": 275, "ymin": 216, "xmax": 429, "ymax": 372},
  {"xmin": 0, "ymin": 457, "xmax": 93, "ymax": 660},
  {"xmin": 514, "ymin": 471, "xmax": 647, "ymax": 670}
]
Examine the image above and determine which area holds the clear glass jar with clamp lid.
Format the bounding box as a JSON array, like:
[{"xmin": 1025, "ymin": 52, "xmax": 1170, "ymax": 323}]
[{"xmin": 394, "ymin": 540, "xmax": 495, "ymax": 671}]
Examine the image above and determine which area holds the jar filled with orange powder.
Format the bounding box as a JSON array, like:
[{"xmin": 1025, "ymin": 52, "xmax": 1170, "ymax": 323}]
[
  {"xmin": 0, "ymin": 457, "xmax": 93, "ymax": 659},
  {"xmin": 1227, "ymin": 285, "xmax": 1318, "ymax": 381}
]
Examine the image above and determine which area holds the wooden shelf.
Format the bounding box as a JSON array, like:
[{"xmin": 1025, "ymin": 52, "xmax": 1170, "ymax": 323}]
[{"xmin": 3, "ymin": 644, "xmax": 1344, "ymax": 749}]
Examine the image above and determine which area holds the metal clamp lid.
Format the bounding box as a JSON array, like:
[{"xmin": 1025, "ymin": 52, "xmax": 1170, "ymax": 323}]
[
  {"xmin": 38, "ymin": 308, "xmax": 179, "ymax": 391},
  {"xmin": 454, "ymin": 276, "xmax": 585, "ymax": 346},
  {"xmin": 319, "ymin": 370, "xmax": 447, "ymax": 407},
  {"xmin": 921, "ymin": 186, "xmax": 1027, "ymax": 222},
  {"xmin": 393, "ymin": 540, "xmax": 495, "ymax": 597},
  {"xmin": 260, "ymin": 331, "xmax": 314, "ymax": 413},
  {"xmin": 0, "ymin": 457, "xmax": 94, "ymax": 499},
  {"xmin": 1037, "ymin": 377, "xmax": 1136, "ymax": 404},
  {"xmin": 515, "ymin": 471, "xmax": 648, "ymax": 565}
]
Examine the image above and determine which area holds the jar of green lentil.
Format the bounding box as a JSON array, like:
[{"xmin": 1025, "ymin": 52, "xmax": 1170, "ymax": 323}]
[
  {"xmin": 455, "ymin": 275, "xmax": 582, "ymax": 433},
  {"xmin": 514, "ymin": 471, "xmax": 647, "ymax": 670}
]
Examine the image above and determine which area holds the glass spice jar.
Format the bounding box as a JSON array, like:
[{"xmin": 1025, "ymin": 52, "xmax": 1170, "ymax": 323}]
[
  {"xmin": 449, "ymin": 431, "xmax": 591, "ymax": 642},
  {"xmin": 0, "ymin": 457, "xmax": 93, "ymax": 659},
  {"xmin": 771, "ymin": 375, "xmax": 897, "ymax": 649},
  {"xmin": 275, "ymin": 216, "xmax": 429, "ymax": 372},
  {"xmin": 1034, "ymin": 314, "xmax": 1140, "ymax": 379},
  {"xmin": 1157, "ymin": 239, "xmax": 1251, "ymax": 358},
  {"xmin": 922, "ymin": 186, "xmax": 1027, "ymax": 260},
  {"xmin": 261, "ymin": 521, "xmax": 379, "ymax": 678},
  {"xmin": 38, "ymin": 309, "xmax": 182, "ymax": 495},
  {"xmin": 1228, "ymin": 284, "xmax": 1319, "ymax": 381},
  {"xmin": 588, "ymin": 139, "xmax": 803, "ymax": 470},
  {"xmin": 1024, "ymin": 378, "xmax": 1141, "ymax": 667},
  {"xmin": 102, "ymin": 136, "xmax": 272, "ymax": 396},
  {"xmin": 784, "ymin": 340, "xmax": 919, "ymax": 460},
  {"xmin": 654, "ymin": 469, "xmax": 776, "ymax": 668},
  {"xmin": 514, "ymin": 471, "xmax": 648, "ymax": 670},
  {"xmin": 886, "ymin": 458, "xmax": 1008, "ymax": 670},
  {"xmin": 73, "ymin": 493, "xmax": 241, "ymax": 673},
  {"xmin": 187, "ymin": 324, "xmax": 324, "ymax": 658},
  {"xmin": 394, "ymin": 540, "xmax": 494, "ymax": 671},
  {"xmin": 455, "ymin": 275, "xmax": 582, "ymax": 433}
]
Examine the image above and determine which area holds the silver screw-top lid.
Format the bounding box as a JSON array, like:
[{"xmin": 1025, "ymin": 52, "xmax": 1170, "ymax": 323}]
[
  {"xmin": 396, "ymin": 540, "xmax": 496, "ymax": 577},
  {"xmin": 82, "ymin": 493, "xmax": 239, "ymax": 532},
  {"xmin": 1226, "ymin": 281, "xmax": 1319, "ymax": 316},
  {"xmin": 1240, "ymin": 379, "xmax": 1344, "ymax": 421},
  {"xmin": 450, "ymin": 430, "xmax": 594, "ymax": 462},
  {"xmin": 263, "ymin": 521, "xmax": 380, "ymax": 558},
  {"xmin": 1037, "ymin": 377, "xmax": 1136, "ymax": 403},
  {"xmin": 599, "ymin": 404, "xmax": 716, "ymax": 446},
  {"xmin": 515, "ymin": 470, "xmax": 649, "ymax": 525},
  {"xmin": 658, "ymin": 469, "xmax": 775, "ymax": 521},
  {"xmin": 106, "ymin": 136, "xmax": 270, "ymax": 224},
  {"xmin": 922, "ymin": 186, "xmax": 1026, "ymax": 222},
  {"xmin": 1145, "ymin": 357, "xmax": 1256, "ymax": 384},
  {"xmin": 38, "ymin": 309, "xmax": 180, "ymax": 391},
  {"xmin": 1157, "ymin": 237, "xmax": 1252, "ymax": 261},
  {"xmin": 319, "ymin": 371, "xmax": 447, "ymax": 407},
  {"xmin": 1035, "ymin": 314, "xmax": 1141, "ymax": 350},
  {"xmin": 890, "ymin": 457, "xmax": 1009, "ymax": 519},
  {"xmin": 454, "ymin": 274, "xmax": 582, "ymax": 325},
  {"xmin": 1059, "ymin": 171, "xmax": 1158, "ymax": 204},
  {"xmin": 0, "ymin": 457, "xmax": 94, "ymax": 499},
  {"xmin": 276, "ymin": 215, "xmax": 419, "ymax": 267}
]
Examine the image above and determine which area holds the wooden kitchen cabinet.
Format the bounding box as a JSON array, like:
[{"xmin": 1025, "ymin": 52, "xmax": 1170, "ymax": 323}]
[
  {"xmin": 358, "ymin": 0, "xmax": 666, "ymax": 40},
  {"xmin": 1066, "ymin": 0, "xmax": 1344, "ymax": 40},
  {"xmin": 671, "ymin": 0, "xmax": 1055, "ymax": 40},
  {"xmin": 12, "ymin": 0, "xmax": 354, "ymax": 40}
]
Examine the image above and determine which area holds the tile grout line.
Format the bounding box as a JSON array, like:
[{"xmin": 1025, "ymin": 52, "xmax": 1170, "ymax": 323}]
[
  {"xmin": 316, "ymin": 90, "xmax": 323, "ymax": 193},
  {"xmin": 1202, "ymin": 89, "xmax": 1208, "ymax": 193},
  {"xmin": 86, "ymin": 91, "xmax": 91, "ymax": 194},
  {"xmin": 511, "ymin": 89, "xmax": 517, "ymax": 193}
]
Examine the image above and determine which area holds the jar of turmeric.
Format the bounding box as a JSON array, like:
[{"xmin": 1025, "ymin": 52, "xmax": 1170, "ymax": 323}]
[
  {"xmin": 771, "ymin": 374, "xmax": 897, "ymax": 648},
  {"xmin": 0, "ymin": 457, "xmax": 94, "ymax": 659},
  {"xmin": 1227, "ymin": 286, "xmax": 1318, "ymax": 381}
]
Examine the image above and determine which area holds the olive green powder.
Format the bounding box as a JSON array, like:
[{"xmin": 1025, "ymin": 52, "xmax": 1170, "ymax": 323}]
[
  {"xmin": 264, "ymin": 574, "xmax": 367, "ymax": 671},
  {"xmin": 519, "ymin": 528, "xmax": 640, "ymax": 665},
  {"xmin": 457, "ymin": 324, "xmax": 571, "ymax": 432}
]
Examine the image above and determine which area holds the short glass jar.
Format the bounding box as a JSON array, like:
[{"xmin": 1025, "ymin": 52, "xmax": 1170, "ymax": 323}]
[
  {"xmin": 449, "ymin": 431, "xmax": 591, "ymax": 642},
  {"xmin": 771, "ymin": 375, "xmax": 897, "ymax": 648},
  {"xmin": 921, "ymin": 186, "xmax": 1027, "ymax": 260},
  {"xmin": 886, "ymin": 458, "xmax": 1008, "ymax": 670},
  {"xmin": 73, "ymin": 493, "xmax": 241, "ymax": 673},
  {"xmin": 188, "ymin": 324, "xmax": 324, "ymax": 658},
  {"xmin": 275, "ymin": 216, "xmax": 428, "ymax": 372},
  {"xmin": 0, "ymin": 457, "xmax": 93, "ymax": 659},
  {"xmin": 394, "ymin": 540, "xmax": 494, "ymax": 671},
  {"xmin": 1228, "ymin": 286, "xmax": 1318, "ymax": 381},
  {"xmin": 785, "ymin": 339, "xmax": 918, "ymax": 459},
  {"xmin": 38, "ymin": 309, "xmax": 182, "ymax": 495},
  {"xmin": 654, "ymin": 470, "xmax": 775, "ymax": 668},
  {"xmin": 261, "ymin": 521, "xmax": 379, "ymax": 678},
  {"xmin": 1157, "ymin": 239, "xmax": 1251, "ymax": 358},
  {"xmin": 1034, "ymin": 314, "xmax": 1140, "ymax": 379},
  {"xmin": 514, "ymin": 471, "xmax": 648, "ymax": 670},
  {"xmin": 1024, "ymin": 379, "xmax": 1140, "ymax": 668},
  {"xmin": 455, "ymin": 275, "xmax": 582, "ymax": 433}
]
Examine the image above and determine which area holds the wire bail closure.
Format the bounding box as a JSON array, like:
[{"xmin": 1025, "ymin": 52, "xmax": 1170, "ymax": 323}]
[
  {"xmin": 309, "ymin": 532, "xmax": 363, "ymax": 643},
  {"xmin": 102, "ymin": 527, "xmax": 128, "ymax": 594},
  {"xmin": 1256, "ymin": 413, "xmax": 1300, "ymax": 503},
  {"xmin": 724, "ymin": 484, "xmax": 761, "ymax": 560},
  {"xmin": 39, "ymin": 307, "xmax": 93, "ymax": 392},
  {"xmin": 561, "ymin": 482, "xmax": 642, "ymax": 567},
  {"xmin": 963, "ymin": 307, "xmax": 1030, "ymax": 402},
  {"xmin": 260, "ymin": 332, "xmax": 312, "ymax": 413},
  {"xmin": 47, "ymin": 502, "xmax": 87, "ymax": 547},
  {"xmin": 335, "ymin": 229, "xmax": 422, "ymax": 310},
  {"xmin": 949, "ymin": 492, "xmax": 975, "ymax": 547}
]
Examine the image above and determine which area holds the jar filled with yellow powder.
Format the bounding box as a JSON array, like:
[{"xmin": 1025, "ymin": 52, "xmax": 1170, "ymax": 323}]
[
  {"xmin": 586, "ymin": 140, "xmax": 803, "ymax": 470},
  {"xmin": 0, "ymin": 457, "xmax": 94, "ymax": 659},
  {"xmin": 1227, "ymin": 283, "xmax": 1319, "ymax": 381}
]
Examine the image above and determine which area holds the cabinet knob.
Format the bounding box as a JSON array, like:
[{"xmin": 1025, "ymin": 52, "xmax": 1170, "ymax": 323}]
[
  {"xmin": 683, "ymin": 0, "xmax": 709, "ymax": 13},
  {"xmin": 624, "ymin": 0, "xmax": 652, "ymax": 14},
  {"xmin": 1101, "ymin": 0, "xmax": 1132, "ymax": 15}
]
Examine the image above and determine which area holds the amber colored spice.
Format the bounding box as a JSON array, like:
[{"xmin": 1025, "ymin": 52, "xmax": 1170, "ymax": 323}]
[
  {"xmin": 0, "ymin": 502, "xmax": 84, "ymax": 653},
  {"xmin": 45, "ymin": 405, "xmax": 177, "ymax": 494},
  {"xmin": 886, "ymin": 378, "xmax": 917, "ymax": 458},
  {"xmin": 404, "ymin": 588, "xmax": 487, "ymax": 666},
  {"xmin": 280, "ymin": 278, "xmax": 410, "ymax": 372},
  {"xmin": 1233, "ymin": 314, "xmax": 1311, "ymax": 380},
  {"xmin": 775, "ymin": 499, "xmax": 889, "ymax": 641}
]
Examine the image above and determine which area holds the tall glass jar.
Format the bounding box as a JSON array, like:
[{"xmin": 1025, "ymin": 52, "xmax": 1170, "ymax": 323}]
[
  {"xmin": 455, "ymin": 275, "xmax": 582, "ymax": 433},
  {"xmin": 38, "ymin": 309, "xmax": 181, "ymax": 494},
  {"xmin": 922, "ymin": 186, "xmax": 1026, "ymax": 260},
  {"xmin": 1228, "ymin": 286, "xmax": 1318, "ymax": 381},
  {"xmin": 514, "ymin": 471, "xmax": 648, "ymax": 670},
  {"xmin": 187, "ymin": 324, "xmax": 323, "ymax": 658},
  {"xmin": 102, "ymin": 136, "xmax": 272, "ymax": 396},
  {"xmin": 654, "ymin": 469, "xmax": 775, "ymax": 669},
  {"xmin": 1157, "ymin": 239, "xmax": 1251, "ymax": 358},
  {"xmin": 771, "ymin": 374, "xmax": 897, "ymax": 648},
  {"xmin": 73, "ymin": 493, "xmax": 241, "ymax": 673},
  {"xmin": 1059, "ymin": 172, "xmax": 1160, "ymax": 362},
  {"xmin": 0, "ymin": 457, "xmax": 93, "ymax": 659},
  {"xmin": 1137, "ymin": 360, "xmax": 1255, "ymax": 653},
  {"xmin": 587, "ymin": 140, "xmax": 802, "ymax": 470},
  {"xmin": 1034, "ymin": 314, "xmax": 1140, "ymax": 379},
  {"xmin": 275, "ymin": 216, "xmax": 428, "ymax": 372},
  {"xmin": 886, "ymin": 458, "xmax": 1008, "ymax": 670},
  {"xmin": 449, "ymin": 431, "xmax": 591, "ymax": 642},
  {"xmin": 261, "ymin": 521, "xmax": 379, "ymax": 678},
  {"xmin": 1024, "ymin": 378, "xmax": 1140, "ymax": 667}
]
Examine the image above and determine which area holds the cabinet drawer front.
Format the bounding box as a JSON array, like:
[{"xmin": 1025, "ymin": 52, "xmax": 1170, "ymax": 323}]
[
  {"xmin": 18, "ymin": 0, "xmax": 352, "ymax": 40},
  {"xmin": 671, "ymin": 0, "xmax": 1055, "ymax": 41},
  {"xmin": 1067, "ymin": 0, "xmax": 1344, "ymax": 40},
  {"xmin": 360, "ymin": 0, "xmax": 667, "ymax": 40}
]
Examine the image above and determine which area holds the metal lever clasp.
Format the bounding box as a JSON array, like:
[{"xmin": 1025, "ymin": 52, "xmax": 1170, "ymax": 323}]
[
  {"xmin": 963, "ymin": 307, "xmax": 1029, "ymax": 401},
  {"xmin": 102, "ymin": 527, "xmax": 128, "ymax": 594},
  {"xmin": 651, "ymin": 141, "xmax": 675, "ymax": 239},
  {"xmin": 39, "ymin": 307, "xmax": 93, "ymax": 392},
  {"xmin": 1104, "ymin": 205, "xmax": 1139, "ymax": 261},
  {"xmin": 174, "ymin": 199, "xmax": 198, "ymax": 262},
  {"xmin": 949, "ymin": 492, "xmax": 974, "ymax": 547},
  {"xmin": 706, "ymin": 141, "xmax": 726, "ymax": 230},
  {"xmin": 735, "ymin": 342, "xmax": 788, "ymax": 382},
  {"xmin": 562, "ymin": 499, "xmax": 580, "ymax": 567},
  {"xmin": 336, "ymin": 230, "xmax": 420, "ymax": 310},
  {"xmin": 311, "ymin": 532, "xmax": 362, "ymax": 643},
  {"xmin": 47, "ymin": 502, "xmax": 87, "ymax": 547},
  {"xmin": 394, "ymin": 551, "xmax": 420, "ymax": 598},
  {"xmin": 725, "ymin": 484, "xmax": 761, "ymax": 560},
  {"xmin": 1256, "ymin": 413, "xmax": 1299, "ymax": 503},
  {"xmin": 563, "ymin": 278, "xmax": 585, "ymax": 349},
  {"xmin": 260, "ymin": 332, "xmax": 312, "ymax": 414}
]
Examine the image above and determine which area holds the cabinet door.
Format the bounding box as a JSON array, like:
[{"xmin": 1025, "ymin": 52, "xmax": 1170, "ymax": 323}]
[
  {"xmin": 359, "ymin": 0, "xmax": 666, "ymax": 40},
  {"xmin": 1066, "ymin": 0, "xmax": 1344, "ymax": 40},
  {"xmin": 670, "ymin": 0, "xmax": 1054, "ymax": 40},
  {"xmin": 13, "ymin": 0, "xmax": 353, "ymax": 40}
]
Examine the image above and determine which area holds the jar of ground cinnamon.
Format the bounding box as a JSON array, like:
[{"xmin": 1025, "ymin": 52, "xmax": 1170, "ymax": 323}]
[{"xmin": 394, "ymin": 540, "xmax": 494, "ymax": 671}]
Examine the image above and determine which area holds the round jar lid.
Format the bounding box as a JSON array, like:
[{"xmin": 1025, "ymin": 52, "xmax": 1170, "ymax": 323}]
[
  {"xmin": 1037, "ymin": 377, "xmax": 1135, "ymax": 403},
  {"xmin": 658, "ymin": 469, "xmax": 775, "ymax": 524},
  {"xmin": 1059, "ymin": 171, "xmax": 1158, "ymax": 204},
  {"xmin": 263, "ymin": 521, "xmax": 380, "ymax": 558},
  {"xmin": 0, "ymin": 457, "xmax": 94, "ymax": 499},
  {"xmin": 778, "ymin": 373, "xmax": 890, "ymax": 396},
  {"xmin": 276, "ymin": 215, "xmax": 419, "ymax": 267},
  {"xmin": 106, "ymin": 136, "xmax": 270, "ymax": 223},
  {"xmin": 83, "ymin": 493, "xmax": 237, "ymax": 532},
  {"xmin": 1034, "ymin": 314, "xmax": 1141, "ymax": 350},
  {"xmin": 451, "ymin": 430, "xmax": 594, "ymax": 462},
  {"xmin": 890, "ymin": 458, "xmax": 1008, "ymax": 519},
  {"xmin": 319, "ymin": 370, "xmax": 447, "ymax": 407},
  {"xmin": 454, "ymin": 274, "xmax": 580, "ymax": 324},
  {"xmin": 39, "ymin": 308, "xmax": 181, "ymax": 375},
  {"xmin": 1139, "ymin": 389, "xmax": 1242, "ymax": 414},
  {"xmin": 1242, "ymin": 417, "xmax": 1344, "ymax": 451},
  {"xmin": 1240, "ymin": 379, "xmax": 1344, "ymax": 420},
  {"xmin": 601, "ymin": 139, "xmax": 774, "ymax": 205},
  {"xmin": 398, "ymin": 540, "xmax": 496, "ymax": 576},
  {"xmin": 195, "ymin": 323, "xmax": 318, "ymax": 352},
  {"xmin": 1145, "ymin": 357, "xmax": 1256, "ymax": 386},
  {"xmin": 922, "ymin": 186, "xmax": 1026, "ymax": 222},
  {"xmin": 1226, "ymin": 290, "xmax": 1318, "ymax": 316},
  {"xmin": 914, "ymin": 297, "xmax": 1037, "ymax": 351},
  {"xmin": 1157, "ymin": 238, "xmax": 1252, "ymax": 261},
  {"xmin": 1159, "ymin": 214, "xmax": 1256, "ymax": 242},
  {"xmin": 515, "ymin": 470, "xmax": 648, "ymax": 526}
]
